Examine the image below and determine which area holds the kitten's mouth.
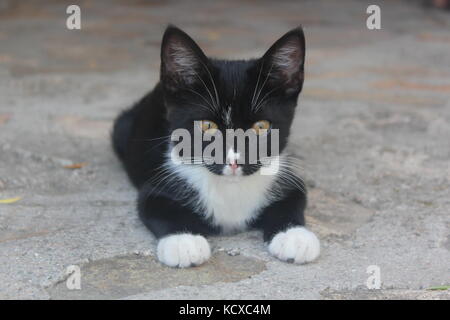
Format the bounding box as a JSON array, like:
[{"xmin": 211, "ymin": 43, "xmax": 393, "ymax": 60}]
[
  {"xmin": 222, "ymin": 162, "xmax": 242, "ymax": 177},
  {"xmin": 203, "ymin": 161, "xmax": 263, "ymax": 178}
]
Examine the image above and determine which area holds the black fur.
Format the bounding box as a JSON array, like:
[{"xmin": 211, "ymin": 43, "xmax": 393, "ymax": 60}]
[{"xmin": 112, "ymin": 25, "xmax": 307, "ymax": 241}]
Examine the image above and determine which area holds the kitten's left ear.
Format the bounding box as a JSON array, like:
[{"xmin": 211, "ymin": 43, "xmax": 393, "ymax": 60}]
[{"xmin": 260, "ymin": 26, "xmax": 305, "ymax": 94}]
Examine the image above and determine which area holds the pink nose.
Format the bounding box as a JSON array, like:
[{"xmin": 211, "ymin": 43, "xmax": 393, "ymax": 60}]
[{"xmin": 231, "ymin": 162, "xmax": 238, "ymax": 172}]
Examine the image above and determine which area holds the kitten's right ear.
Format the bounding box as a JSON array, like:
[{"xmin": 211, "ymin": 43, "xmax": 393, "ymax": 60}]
[{"xmin": 160, "ymin": 25, "xmax": 208, "ymax": 91}]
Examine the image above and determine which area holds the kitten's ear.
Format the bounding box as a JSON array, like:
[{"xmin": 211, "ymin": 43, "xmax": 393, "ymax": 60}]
[
  {"xmin": 260, "ymin": 27, "xmax": 305, "ymax": 94},
  {"xmin": 160, "ymin": 25, "xmax": 208, "ymax": 91}
]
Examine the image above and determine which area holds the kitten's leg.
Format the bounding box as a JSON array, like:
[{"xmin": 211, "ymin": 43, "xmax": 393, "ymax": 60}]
[
  {"xmin": 255, "ymin": 190, "xmax": 320, "ymax": 264},
  {"xmin": 138, "ymin": 188, "xmax": 218, "ymax": 268}
]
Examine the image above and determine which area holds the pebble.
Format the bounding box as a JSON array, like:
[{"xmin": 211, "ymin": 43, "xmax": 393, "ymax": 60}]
[{"xmin": 226, "ymin": 249, "xmax": 240, "ymax": 256}]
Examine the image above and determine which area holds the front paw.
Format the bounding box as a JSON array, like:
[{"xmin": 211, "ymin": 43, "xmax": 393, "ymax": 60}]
[
  {"xmin": 268, "ymin": 227, "xmax": 320, "ymax": 264},
  {"xmin": 157, "ymin": 233, "xmax": 211, "ymax": 268}
]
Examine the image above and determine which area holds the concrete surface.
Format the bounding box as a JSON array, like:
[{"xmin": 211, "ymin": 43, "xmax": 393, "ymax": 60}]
[{"xmin": 0, "ymin": 0, "xmax": 449, "ymax": 299}]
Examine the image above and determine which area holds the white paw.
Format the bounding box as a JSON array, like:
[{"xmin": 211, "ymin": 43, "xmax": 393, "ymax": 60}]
[
  {"xmin": 157, "ymin": 233, "xmax": 211, "ymax": 268},
  {"xmin": 268, "ymin": 227, "xmax": 320, "ymax": 264}
]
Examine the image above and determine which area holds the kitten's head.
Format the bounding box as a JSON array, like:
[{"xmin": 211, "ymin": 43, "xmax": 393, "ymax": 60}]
[{"xmin": 160, "ymin": 25, "xmax": 305, "ymax": 178}]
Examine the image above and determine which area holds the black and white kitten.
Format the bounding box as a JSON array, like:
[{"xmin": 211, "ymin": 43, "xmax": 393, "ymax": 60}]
[{"xmin": 112, "ymin": 25, "xmax": 320, "ymax": 268}]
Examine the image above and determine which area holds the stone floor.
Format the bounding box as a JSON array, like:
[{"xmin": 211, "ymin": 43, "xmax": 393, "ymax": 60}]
[{"xmin": 0, "ymin": 0, "xmax": 449, "ymax": 299}]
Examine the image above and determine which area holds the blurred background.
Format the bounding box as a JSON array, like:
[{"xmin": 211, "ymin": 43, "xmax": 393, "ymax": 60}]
[{"xmin": 0, "ymin": 0, "xmax": 449, "ymax": 300}]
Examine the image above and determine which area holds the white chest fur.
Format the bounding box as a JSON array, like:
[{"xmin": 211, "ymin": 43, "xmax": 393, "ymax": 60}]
[{"xmin": 172, "ymin": 164, "xmax": 277, "ymax": 233}]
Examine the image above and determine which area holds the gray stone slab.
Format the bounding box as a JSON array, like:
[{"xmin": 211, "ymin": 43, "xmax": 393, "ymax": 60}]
[{"xmin": 0, "ymin": 0, "xmax": 449, "ymax": 300}]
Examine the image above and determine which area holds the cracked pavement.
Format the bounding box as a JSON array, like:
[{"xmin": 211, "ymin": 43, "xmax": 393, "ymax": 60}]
[{"xmin": 0, "ymin": 0, "xmax": 449, "ymax": 299}]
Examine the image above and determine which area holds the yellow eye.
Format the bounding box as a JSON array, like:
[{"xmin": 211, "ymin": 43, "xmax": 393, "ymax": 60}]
[
  {"xmin": 252, "ymin": 120, "xmax": 271, "ymax": 135},
  {"xmin": 200, "ymin": 120, "xmax": 218, "ymax": 133}
]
